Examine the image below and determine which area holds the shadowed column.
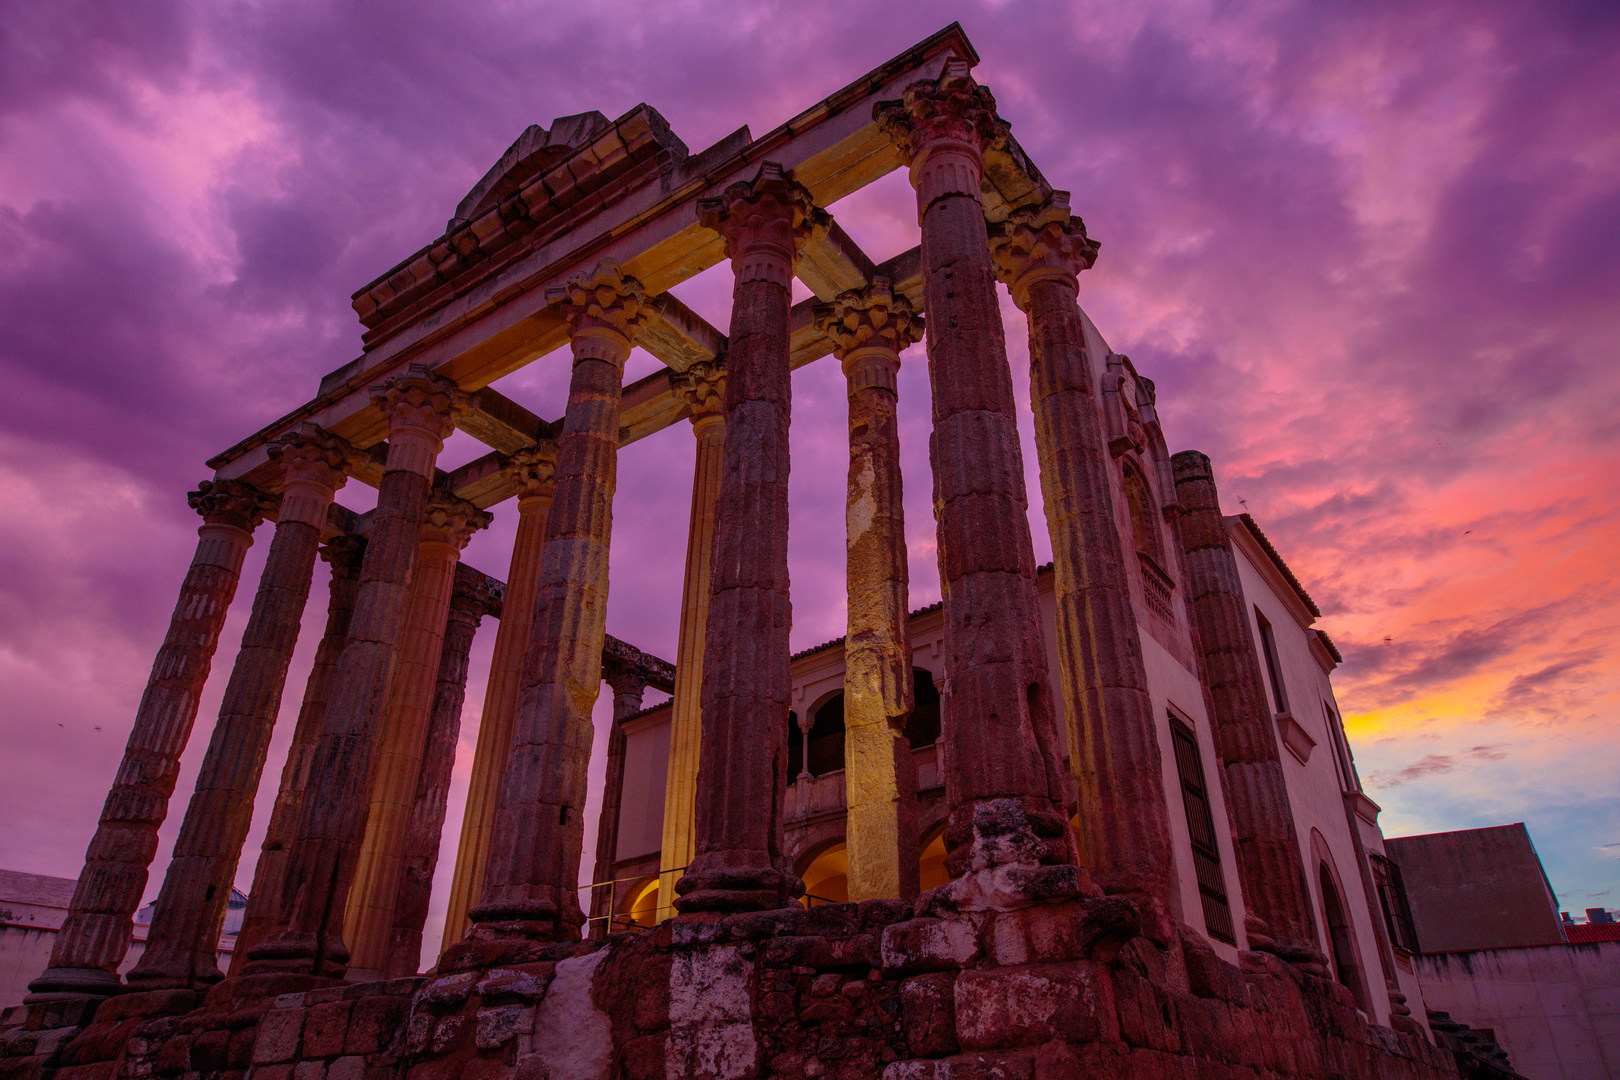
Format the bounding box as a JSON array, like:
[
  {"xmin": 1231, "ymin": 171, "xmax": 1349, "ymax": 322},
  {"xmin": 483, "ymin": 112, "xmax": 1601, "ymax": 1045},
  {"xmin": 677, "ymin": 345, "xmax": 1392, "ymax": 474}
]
[
  {"xmin": 464, "ymin": 260, "xmax": 646, "ymax": 945},
  {"xmin": 129, "ymin": 426, "xmax": 351, "ymax": 991},
  {"xmin": 384, "ymin": 566, "xmax": 498, "ymax": 977},
  {"xmin": 232, "ymin": 533, "xmax": 367, "ymax": 975},
  {"xmin": 347, "ymin": 491, "xmax": 490, "ymax": 975},
  {"xmin": 442, "ymin": 444, "xmax": 558, "ymax": 950},
  {"xmin": 655, "ymin": 359, "xmax": 726, "ymax": 921},
  {"xmin": 876, "ymin": 65, "xmax": 1077, "ymax": 898},
  {"xmin": 675, "ymin": 164, "xmax": 818, "ymax": 915},
  {"xmin": 590, "ymin": 659, "xmax": 649, "ymax": 938},
  {"xmin": 27, "ymin": 480, "xmax": 266, "ymax": 1007},
  {"xmin": 245, "ymin": 364, "xmax": 467, "ymax": 979},
  {"xmin": 820, "ymin": 279, "xmax": 923, "ymax": 902},
  {"xmin": 991, "ymin": 195, "xmax": 1175, "ymax": 926},
  {"xmin": 1173, "ymin": 450, "xmax": 1325, "ymax": 964}
]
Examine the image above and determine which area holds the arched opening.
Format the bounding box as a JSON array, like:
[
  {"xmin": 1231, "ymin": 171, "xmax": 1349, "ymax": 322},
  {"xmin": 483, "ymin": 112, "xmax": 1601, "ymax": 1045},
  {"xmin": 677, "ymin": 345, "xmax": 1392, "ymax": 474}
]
[
  {"xmin": 799, "ymin": 841, "xmax": 848, "ymax": 907},
  {"xmin": 616, "ymin": 877, "xmax": 659, "ymax": 931},
  {"xmin": 905, "ymin": 668, "xmax": 942, "ymax": 747},
  {"xmin": 917, "ymin": 829, "xmax": 949, "ymax": 892},
  {"xmin": 787, "ymin": 695, "xmax": 847, "ymax": 778},
  {"xmin": 1121, "ymin": 459, "xmax": 1161, "ymax": 560},
  {"xmin": 1319, "ymin": 863, "xmax": 1368, "ymax": 1011}
]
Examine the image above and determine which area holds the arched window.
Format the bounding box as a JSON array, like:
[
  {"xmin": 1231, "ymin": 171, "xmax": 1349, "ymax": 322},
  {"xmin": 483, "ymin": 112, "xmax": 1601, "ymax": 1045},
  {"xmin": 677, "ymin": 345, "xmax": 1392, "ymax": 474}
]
[
  {"xmin": 1319, "ymin": 863, "xmax": 1370, "ymax": 1011},
  {"xmin": 905, "ymin": 668, "xmax": 942, "ymax": 748},
  {"xmin": 1121, "ymin": 459, "xmax": 1161, "ymax": 559},
  {"xmin": 787, "ymin": 696, "xmax": 847, "ymax": 778}
]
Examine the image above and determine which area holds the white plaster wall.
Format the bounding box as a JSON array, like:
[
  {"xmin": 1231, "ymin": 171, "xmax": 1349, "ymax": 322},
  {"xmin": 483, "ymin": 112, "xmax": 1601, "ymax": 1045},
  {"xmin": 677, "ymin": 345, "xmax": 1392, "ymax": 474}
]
[
  {"xmin": 1232, "ymin": 535, "xmax": 1392, "ymax": 1026},
  {"xmin": 1416, "ymin": 943, "xmax": 1620, "ymax": 1080},
  {"xmin": 617, "ymin": 712, "xmax": 671, "ymax": 862}
]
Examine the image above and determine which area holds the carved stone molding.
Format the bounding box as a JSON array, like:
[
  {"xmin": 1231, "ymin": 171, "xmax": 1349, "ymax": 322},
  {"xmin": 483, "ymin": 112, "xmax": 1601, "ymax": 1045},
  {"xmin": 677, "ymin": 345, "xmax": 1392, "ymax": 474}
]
[
  {"xmin": 421, "ymin": 491, "xmax": 493, "ymax": 551},
  {"xmin": 500, "ymin": 441, "xmax": 561, "ymax": 501},
  {"xmin": 697, "ymin": 163, "xmax": 825, "ymax": 285},
  {"xmin": 546, "ymin": 259, "xmax": 651, "ymax": 359},
  {"xmin": 989, "ymin": 192, "xmax": 1101, "ymax": 309},
  {"xmin": 874, "ymin": 60, "xmax": 1008, "ymax": 169},
  {"xmin": 370, "ymin": 363, "xmax": 470, "ymax": 452},
  {"xmin": 818, "ymin": 277, "xmax": 923, "ymax": 364},
  {"xmin": 672, "ymin": 358, "xmax": 727, "ymax": 420},
  {"xmin": 187, "ymin": 478, "xmax": 272, "ymax": 531}
]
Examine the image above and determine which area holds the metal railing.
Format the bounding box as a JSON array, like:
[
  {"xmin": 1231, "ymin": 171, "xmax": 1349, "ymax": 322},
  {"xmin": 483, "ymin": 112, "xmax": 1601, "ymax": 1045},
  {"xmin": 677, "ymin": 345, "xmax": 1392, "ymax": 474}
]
[{"xmin": 577, "ymin": 868, "xmax": 842, "ymax": 937}]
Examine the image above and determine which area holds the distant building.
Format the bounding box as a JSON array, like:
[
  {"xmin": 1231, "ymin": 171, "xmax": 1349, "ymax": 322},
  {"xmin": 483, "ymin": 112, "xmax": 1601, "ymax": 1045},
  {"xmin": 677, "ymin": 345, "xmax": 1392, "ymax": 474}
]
[
  {"xmin": 1388, "ymin": 825, "xmax": 1620, "ymax": 1079},
  {"xmin": 0, "ymin": 870, "xmax": 243, "ymax": 1011}
]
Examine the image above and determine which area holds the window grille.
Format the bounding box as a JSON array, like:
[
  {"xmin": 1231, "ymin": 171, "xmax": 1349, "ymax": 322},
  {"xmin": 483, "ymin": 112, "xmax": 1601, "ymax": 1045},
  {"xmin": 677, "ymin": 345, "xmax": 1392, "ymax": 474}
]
[
  {"xmin": 1169, "ymin": 715, "xmax": 1235, "ymax": 943},
  {"xmin": 1138, "ymin": 551, "xmax": 1177, "ymax": 623},
  {"xmin": 1370, "ymin": 853, "xmax": 1420, "ymax": 954}
]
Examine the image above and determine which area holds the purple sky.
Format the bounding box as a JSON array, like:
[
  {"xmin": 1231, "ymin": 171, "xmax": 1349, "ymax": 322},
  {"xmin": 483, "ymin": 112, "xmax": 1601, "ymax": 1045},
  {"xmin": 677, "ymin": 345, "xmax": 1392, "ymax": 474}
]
[{"xmin": 1, "ymin": 1, "xmax": 1616, "ymax": 958}]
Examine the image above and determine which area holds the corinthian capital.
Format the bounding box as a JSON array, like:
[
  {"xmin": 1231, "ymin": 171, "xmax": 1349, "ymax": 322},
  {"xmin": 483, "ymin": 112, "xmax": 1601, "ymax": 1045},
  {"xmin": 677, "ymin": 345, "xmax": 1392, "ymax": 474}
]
[
  {"xmin": 420, "ymin": 490, "xmax": 492, "ymax": 551},
  {"xmin": 989, "ymin": 193, "xmax": 1101, "ymax": 308},
  {"xmin": 188, "ymin": 478, "xmax": 272, "ymax": 531},
  {"xmin": 547, "ymin": 259, "xmax": 650, "ymax": 347},
  {"xmin": 268, "ymin": 423, "xmax": 353, "ymax": 494},
  {"xmin": 873, "ymin": 60, "xmax": 1008, "ymax": 166},
  {"xmin": 320, "ymin": 534, "xmax": 368, "ymax": 580},
  {"xmin": 697, "ymin": 163, "xmax": 826, "ymax": 285},
  {"xmin": 371, "ymin": 364, "xmax": 470, "ymax": 449},
  {"xmin": 673, "ymin": 358, "xmax": 727, "ymax": 421},
  {"xmin": 817, "ymin": 278, "xmax": 923, "ymax": 363},
  {"xmin": 500, "ymin": 441, "xmax": 560, "ymax": 501}
]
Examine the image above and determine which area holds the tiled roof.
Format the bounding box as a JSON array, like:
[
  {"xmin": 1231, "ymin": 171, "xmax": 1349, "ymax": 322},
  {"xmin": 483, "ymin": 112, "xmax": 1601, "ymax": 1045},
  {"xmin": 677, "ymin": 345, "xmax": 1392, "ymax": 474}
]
[
  {"xmin": 1564, "ymin": 922, "xmax": 1620, "ymax": 944},
  {"xmin": 0, "ymin": 869, "xmax": 77, "ymax": 908},
  {"xmin": 1236, "ymin": 514, "xmax": 1322, "ymax": 619}
]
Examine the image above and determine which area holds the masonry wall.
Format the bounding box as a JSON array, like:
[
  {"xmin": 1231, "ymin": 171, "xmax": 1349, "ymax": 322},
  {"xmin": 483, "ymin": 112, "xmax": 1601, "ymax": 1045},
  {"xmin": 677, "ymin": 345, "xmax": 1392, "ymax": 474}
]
[{"xmin": 1414, "ymin": 943, "xmax": 1620, "ymax": 1080}]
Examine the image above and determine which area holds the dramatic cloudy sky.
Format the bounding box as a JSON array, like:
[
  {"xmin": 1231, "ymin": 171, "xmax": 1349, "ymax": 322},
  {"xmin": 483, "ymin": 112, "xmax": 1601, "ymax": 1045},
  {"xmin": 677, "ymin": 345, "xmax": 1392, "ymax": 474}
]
[{"xmin": 2, "ymin": 0, "xmax": 1616, "ymax": 959}]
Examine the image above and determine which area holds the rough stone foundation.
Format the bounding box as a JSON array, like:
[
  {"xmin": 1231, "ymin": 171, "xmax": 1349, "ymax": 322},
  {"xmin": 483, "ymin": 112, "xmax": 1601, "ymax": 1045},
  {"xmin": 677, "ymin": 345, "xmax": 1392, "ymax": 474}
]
[{"xmin": 4, "ymin": 891, "xmax": 1510, "ymax": 1080}]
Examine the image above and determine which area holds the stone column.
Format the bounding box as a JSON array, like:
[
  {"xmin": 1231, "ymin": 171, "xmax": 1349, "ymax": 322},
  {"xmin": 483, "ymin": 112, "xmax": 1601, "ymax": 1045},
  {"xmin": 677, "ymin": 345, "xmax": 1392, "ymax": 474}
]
[
  {"xmin": 990, "ymin": 195, "xmax": 1175, "ymax": 919},
  {"xmin": 27, "ymin": 481, "xmax": 266, "ymax": 1005},
  {"xmin": 441, "ymin": 444, "xmax": 558, "ymax": 950},
  {"xmin": 232, "ymin": 534, "xmax": 367, "ymax": 975},
  {"xmin": 463, "ymin": 260, "xmax": 646, "ymax": 946},
  {"xmin": 590, "ymin": 663, "xmax": 649, "ymax": 938},
  {"xmin": 675, "ymin": 164, "xmax": 818, "ymax": 915},
  {"xmin": 1173, "ymin": 450, "xmax": 1324, "ymax": 963},
  {"xmin": 244, "ymin": 364, "xmax": 467, "ymax": 979},
  {"xmin": 875, "ymin": 67, "xmax": 1076, "ymax": 894},
  {"xmin": 128, "ymin": 427, "xmax": 351, "ymax": 991},
  {"xmin": 655, "ymin": 359, "xmax": 726, "ymax": 920},
  {"xmin": 347, "ymin": 491, "xmax": 490, "ymax": 975},
  {"xmin": 820, "ymin": 279, "xmax": 923, "ymax": 902},
  {"xmin": 384, "ymin": 567, "xmax": 498, "ymax": 978}
]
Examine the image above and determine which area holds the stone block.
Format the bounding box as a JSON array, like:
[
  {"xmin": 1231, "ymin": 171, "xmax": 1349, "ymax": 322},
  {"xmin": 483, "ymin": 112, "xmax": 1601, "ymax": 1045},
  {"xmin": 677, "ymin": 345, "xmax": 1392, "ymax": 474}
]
[
  {"xmin": 882, "ymin": 1050, "xmax": 1033, "ymax": 1080},
  {"xmin": 291, "ymin": 1061, "xmax": 325, "ymax": 1080},
  {"xmin": 189, "ymin": 1029, "xmax": 231, "ymax": 1073},
  {"xmin": 249, "ymin": 1065, "xmax": 293, "ymax": 1080},
  {"xmin": 299, "ymin": 1003, "xmax": 352, "ymax": 1059},
  {"xmin": 325, "ymin": 1057, "xmax": 364, "ymax": 1080},
  {"xmin": 630, "ymin": 960, "xmax": 671, "ymax": 1034},
  {"xmin": 803, "ymin": 904, "xmax": 862, "ymax": 937},
  {"xmin": 881, "ymin": 919, "xmax": 980, "ymax": 976},
  {"xmin": 859, "ymin": 900, "xmax": 913, "ymax": 930},
  {"xmin": 474, "ymin": 964, "xmax": 556, "ymax": 1005},
  {"xmin": 474, "ymin": 1005, "xmax": 532, "ymax": 1050},
  {"xmin": 619, "ymin": 1035, "xmax": 664, "ymax": 1080},
  {"xmin": 403, "ymin": 1015, "xmax": 431, "ymax": 1056},
  {"xmin": 954, "ymin": 963, "xmax": 1118, "ymax": 1050},
  {"xmin": 416, "ymin": 973, "xmax": 479, "ymax": 1008},
  {"xmin": 344, "ymin": 997, "xmax": 406, "ymax": 1056},
  {"xmin": 428, "ymin": 1015, "xmax": 464, "ymax": 1055},
  {"xmin": 900, "ymin": 973, "xmax": 958, "ymax": 1058},
  {"xmin": 811, "ymin": 975, "xmax": 844, "ymax": 999},
  {"xmin": 155, "ymin": 1035, "xmax": 192, "ymax": 1076}
]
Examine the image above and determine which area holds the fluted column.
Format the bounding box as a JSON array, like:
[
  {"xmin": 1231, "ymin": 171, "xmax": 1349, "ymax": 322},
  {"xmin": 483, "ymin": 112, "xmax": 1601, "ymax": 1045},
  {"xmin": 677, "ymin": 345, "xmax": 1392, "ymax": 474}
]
[
  {"xmin": 384, "ymin": 567, "xmax": 498, "ymax": 977},
  {"xmin": 129, "ymin": 427, "xmax": 351, "ymax": 991},
  {"xmin": 464, "ymin": 260, "xmax": 645, "ymax": 945},
  {"xmin": 442, "ymin": 444, "xmax": 558, "ymax": 950},
  {"xmin": 232, "ymin": 534, "xmax": 366, "ymax": 975},
  {"xmin": 990, "ymin": 195, "xmax": 1175, "ymax": 920},
  {"xmin": 1173, "ymin": 451, "xmax": 1323, "ymax": 963},
  {"xmin": 655, "ymin": 359, "xmax": 726, "ymax": 920},
  {"xmin": 821, "ymin": 279, "xmax": 922, "ymax": 902},
  {"xmin": 245, "ymin": 364, "xmax": 467, "ymax": 979},
  {"xmin": 590, "ymin": 664, "xmax": 649, "ymax": 938},
  {"xmin": 875, "ymin": 66, "xmax": 1076, "ymax": 894},
  {"xmin": 27, "ymin": 481, "xmax": 266, "ymax": 1005},
  {"xmin": 675, "ymin": 164, "xmax": 818, "ymax": 915},
  {"xmin": 347, "ymin": 491, "xmax": 490, "ymax": 975}
]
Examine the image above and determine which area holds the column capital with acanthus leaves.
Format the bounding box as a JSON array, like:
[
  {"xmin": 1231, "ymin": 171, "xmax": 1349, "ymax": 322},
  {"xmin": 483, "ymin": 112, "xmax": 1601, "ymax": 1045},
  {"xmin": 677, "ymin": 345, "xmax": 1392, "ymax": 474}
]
[
  {"xmin": 370, "ymin": 364, "xmax": 471, "ymax": 474},
  {"xmin": 500, "ymin": 441, "xmax": 560, "ymax": 504},
  {"xmin": 873, "ymin": 60, "xmax": 1009, "ymax": 171},
  {"xmin": 188, "ymin": 478, "xmax": 273, "ymax": 533},
  {"xmin": 673, "ymin": 358, "xmax": 727, "ymax": 423},
  {"xmin": 989, "ymin": 192, "xmax": 1101, "ymax": 309},
  {"xmin": 420, "ymin": 490, "xmax": 492, "ymax": 552},
  {"xmin": 546, "ymin": 259, "xmax": 651, "ymax": 366},
  {"xmin": 697, "ymin": 163, "xmax": 826, "ymax": 288}
]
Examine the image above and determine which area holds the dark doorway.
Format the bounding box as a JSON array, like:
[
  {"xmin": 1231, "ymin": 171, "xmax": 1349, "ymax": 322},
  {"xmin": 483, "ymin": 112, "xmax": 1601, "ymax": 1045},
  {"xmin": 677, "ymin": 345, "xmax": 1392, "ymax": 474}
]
[{"xmin": 1320, "ymin": 864, "xmax": 1369, "ymax": 1011}]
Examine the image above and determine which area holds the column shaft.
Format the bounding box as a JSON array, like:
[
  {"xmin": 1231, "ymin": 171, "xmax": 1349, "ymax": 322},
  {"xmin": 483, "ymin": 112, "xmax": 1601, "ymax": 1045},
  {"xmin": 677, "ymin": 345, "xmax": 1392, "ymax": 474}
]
[
  {"xmin": 876, "ymin": 71, "xmax": 1073, "ymax": 885},
  {"xmin": 590, "ymin": 670, "xmax": 648, "ymax": 937},
  {"xmin": 244, "ymin": 365, "xmax": 465, "ymax": 979},
  {"xmin": 28, "ymin": 482, "xmax": 263, "ymax": 1003},
  {"xmin": 824, "ymin": 282, "xmax": 922, "ymax": 903},
  {"xmin": 676, "ymin": 165, "xmax": 815, "ymax": 914},
  {"xmin": 232, "ymin": 535, "xmax": 366, "ymax": 975},
  {"xmin": 130, "ymin": 429, "xmax": 349, "ymax": 990},
  {"xmin": 465, "ymin": 261, "xmax": 643, "ymax": 944},
  {"xmin": 1173, "ymin": 451, "xmax": 1322, "ymax": 962},
  {"xmin": 656, "ymin": 363, "xmax": 726, "ymax": 920},
  {"xmin": 993, "ymin": 197, "xmax": 1175, "ymax": 917},
  {"xmin": 442, "ymin": 448, "xmax": 555, "ymax": 950},
  {"xmin": 384, "ymin": 571, "xmax": 492, "ymax": 977},
  {"xmin": 347, "ymin": 495, "xmax": 488, "ymax": 975}
]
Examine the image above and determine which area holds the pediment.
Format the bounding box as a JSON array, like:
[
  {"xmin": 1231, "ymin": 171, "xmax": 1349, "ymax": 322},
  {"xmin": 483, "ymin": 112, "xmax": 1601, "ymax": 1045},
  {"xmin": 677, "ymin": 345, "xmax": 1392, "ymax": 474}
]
[{"xmin": 449, "ymin": 112, "xmax": 613, "ymax": 231}]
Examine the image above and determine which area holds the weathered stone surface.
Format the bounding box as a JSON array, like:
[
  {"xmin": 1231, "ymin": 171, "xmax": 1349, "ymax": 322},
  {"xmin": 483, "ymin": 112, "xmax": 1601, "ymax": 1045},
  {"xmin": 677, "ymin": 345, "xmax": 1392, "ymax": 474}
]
[
  {"xmin": 954, "ymin": 963, "xmax": 1118, "ymax": 1050},
  {"xmin": 30, "ymin": 481, "xmax": 267, "ymax": 1002},
  {"xmin": 677, "ymin": 165, "xmax": 820, "ymax": 915},
  {"xmin": 900, "ymin": 974, "xmax": 958, "ymax": 1058},
  {"xmin": 443, "ymin": 443, "xmax": 557, "ymax": 950},
  {"xmin": 587, "ymin": 666, "xmax": 647, "ymax": 936}
]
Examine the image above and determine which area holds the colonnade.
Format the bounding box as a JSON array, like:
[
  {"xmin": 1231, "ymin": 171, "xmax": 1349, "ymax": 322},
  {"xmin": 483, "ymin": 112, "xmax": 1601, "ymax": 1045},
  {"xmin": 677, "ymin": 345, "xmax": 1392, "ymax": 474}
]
[{"xmin": 29, "ymin": 64, "xmax": 1322, "ymax": 1008}]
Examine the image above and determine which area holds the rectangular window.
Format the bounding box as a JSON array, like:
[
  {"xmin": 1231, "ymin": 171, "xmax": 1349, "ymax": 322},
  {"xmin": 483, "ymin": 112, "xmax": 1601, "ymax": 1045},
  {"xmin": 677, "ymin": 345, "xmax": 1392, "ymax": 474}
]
[
  {"xmin": 1370, "ymin": 853, "xmax": 1421, "ymax": 954},
  {"xmin": 1169, "ymin": 715, "xmax": 1236, "ymax": 943},
  {"xmin": 1255, "ymin": 609, "xmax": 1290, "ymax": 715}
]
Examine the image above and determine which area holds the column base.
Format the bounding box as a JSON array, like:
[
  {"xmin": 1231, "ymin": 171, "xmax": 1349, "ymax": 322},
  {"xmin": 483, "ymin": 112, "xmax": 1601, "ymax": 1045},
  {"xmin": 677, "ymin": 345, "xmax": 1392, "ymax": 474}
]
[
  {"xmin": 672, "ymin": 854, "xmax": 802, "ymax": 914},
  {"xmin": 1242, "ymin": 912, "xmax": 1331, "ymax": 971},
  {"xmin": 240, "ymin": 930, "xmax": 350, "ymax": 979}
]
